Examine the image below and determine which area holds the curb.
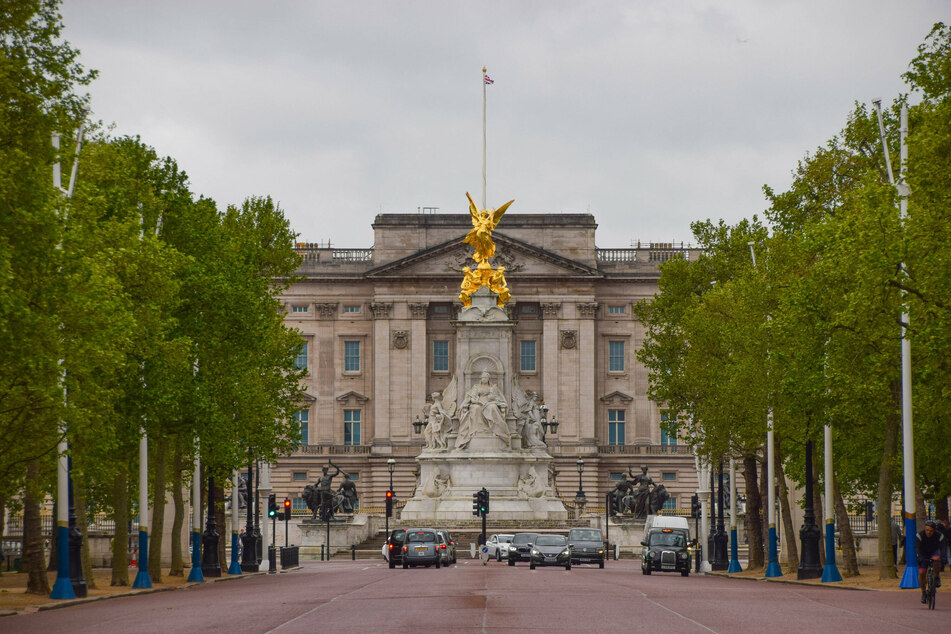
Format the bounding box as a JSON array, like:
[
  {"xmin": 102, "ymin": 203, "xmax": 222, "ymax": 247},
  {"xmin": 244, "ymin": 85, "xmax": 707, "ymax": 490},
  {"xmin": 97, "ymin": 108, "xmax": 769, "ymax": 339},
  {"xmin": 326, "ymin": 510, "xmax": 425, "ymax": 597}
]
[
  {"xmin": 705, "ymin": 571, "xmax": 876, "ymax": 591},
  {"xmin": 5, "ymin": 568, "xmax": 296, "ymax": 617}
]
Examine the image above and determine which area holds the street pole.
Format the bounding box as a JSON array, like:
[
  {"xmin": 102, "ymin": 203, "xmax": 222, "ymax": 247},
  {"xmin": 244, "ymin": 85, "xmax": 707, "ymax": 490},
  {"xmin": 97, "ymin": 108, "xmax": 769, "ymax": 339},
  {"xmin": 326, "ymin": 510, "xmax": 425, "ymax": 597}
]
[
  {"xmin": 228, "ymin": 471, "xmax": 242, "ymax": 574},
  {"xmin": 259, "ymin": 461, "xmax": 272, "ymax": 573},
  {"xmin": 821, "ymin": 425, "xmax": 842, "ymax": 582},
  {"xmin": 873, "ymin": 100, "xmax": 917, "ymax": 589},
  {"xmin": 698, "ymin": 459, "xmax": 711, "ymax": 573},
  {"xmin": 50, "ymin": 126, "xmax": 86, "ymax": 601},
  {"xmin": 241, "ymin": 461, "xmax": 257, "ymax": 572},
  {"xmin": 132, "ymin": 427, "xmax": 152, "ymax": 588},
  {"xmin": 798, "ymin": 441, "xmax": 822, "ymax": 579},
  {"xmin": 253, "ymin": 462, "xmax": 262, "ymax": 565},
  {"xmin": 728, "ymin": 457, "xmax": 742, "ymax": 572},
  {"xmin": 712, "ymin": 461, "xmax": 729, "ymax": 570},
  {"xmin": 186, "ymin": 447, "xmax": 204, "ymax": 582}
]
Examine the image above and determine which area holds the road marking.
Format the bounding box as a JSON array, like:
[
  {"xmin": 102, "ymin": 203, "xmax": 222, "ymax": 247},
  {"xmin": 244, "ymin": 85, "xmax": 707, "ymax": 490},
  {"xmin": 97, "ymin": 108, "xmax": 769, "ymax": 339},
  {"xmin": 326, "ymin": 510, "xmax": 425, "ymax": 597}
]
[{"xmin": 636, "ymin": 590, "xmax": 719, "ymax": 633}]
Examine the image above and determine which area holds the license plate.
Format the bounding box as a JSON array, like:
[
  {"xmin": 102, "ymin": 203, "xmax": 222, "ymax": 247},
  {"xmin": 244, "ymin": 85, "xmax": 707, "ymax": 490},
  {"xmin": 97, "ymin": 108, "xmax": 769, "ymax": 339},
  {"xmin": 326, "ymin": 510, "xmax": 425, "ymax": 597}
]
[{"xmin": 415, "ymin": 546, "xmax": 428, "ymax": 552}]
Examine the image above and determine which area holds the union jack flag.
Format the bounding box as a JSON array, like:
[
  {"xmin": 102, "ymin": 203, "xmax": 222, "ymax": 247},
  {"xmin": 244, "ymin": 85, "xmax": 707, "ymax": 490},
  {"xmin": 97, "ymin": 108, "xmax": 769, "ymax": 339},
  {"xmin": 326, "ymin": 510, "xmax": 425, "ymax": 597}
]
[{"xmin": 483, "ymin": 74, "xmax": 494, "ymax": 85}]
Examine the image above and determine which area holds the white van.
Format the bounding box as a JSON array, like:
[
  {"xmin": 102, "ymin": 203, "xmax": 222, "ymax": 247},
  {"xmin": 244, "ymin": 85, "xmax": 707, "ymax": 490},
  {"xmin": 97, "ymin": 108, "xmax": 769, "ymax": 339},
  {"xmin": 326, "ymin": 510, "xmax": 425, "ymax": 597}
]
[{"xmin": 644, "ymin": 515, "xmax": 690, "ymax": 539}]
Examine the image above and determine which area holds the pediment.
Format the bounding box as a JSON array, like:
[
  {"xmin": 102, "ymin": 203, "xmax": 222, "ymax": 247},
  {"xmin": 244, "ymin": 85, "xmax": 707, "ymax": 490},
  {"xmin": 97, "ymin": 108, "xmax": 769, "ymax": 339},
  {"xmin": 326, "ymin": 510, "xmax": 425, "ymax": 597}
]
[
  {"xmin": 366, "ymin": 232, "xmax": 601, "ymax": 279},
  {"xmin": 299, "ymin": 390, "xmax": 318, "ymax": 404},
  {"xmin": 335, "ymin": 390, "xmax": 370, "ymax": 405},
  {"xmin": 600, "ymin": 390, "xmax": 634, "ymax": 404}
]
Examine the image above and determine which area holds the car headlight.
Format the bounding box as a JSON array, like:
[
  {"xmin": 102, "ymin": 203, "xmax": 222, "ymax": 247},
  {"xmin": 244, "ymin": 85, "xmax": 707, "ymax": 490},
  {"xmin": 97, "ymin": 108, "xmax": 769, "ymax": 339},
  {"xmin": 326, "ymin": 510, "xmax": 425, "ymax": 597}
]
[
  {"xmin": 531, "ymin": 549, "xmax": 540, "ymax": 556},
  {"xmin": 597, "ymin": 550, "xmax": 604, "ymax": 555},
  {"xmin": 561, "ymin": 549, "xmax": 570, "ymax": 557}
]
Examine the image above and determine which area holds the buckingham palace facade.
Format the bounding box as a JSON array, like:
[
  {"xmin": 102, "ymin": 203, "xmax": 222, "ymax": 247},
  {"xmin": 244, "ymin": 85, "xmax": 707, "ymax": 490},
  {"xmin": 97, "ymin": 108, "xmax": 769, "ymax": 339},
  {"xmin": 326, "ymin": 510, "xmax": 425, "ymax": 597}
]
[{"xmin": 271, "ymin": 212, "xmax": 701, "ymax": 515}]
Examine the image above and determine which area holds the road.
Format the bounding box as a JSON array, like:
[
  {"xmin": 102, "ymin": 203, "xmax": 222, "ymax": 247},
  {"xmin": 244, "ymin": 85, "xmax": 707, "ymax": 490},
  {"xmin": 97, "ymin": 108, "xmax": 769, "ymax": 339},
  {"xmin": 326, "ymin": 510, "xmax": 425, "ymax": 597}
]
[{"xmin": 7, "ymin": 559, "xmax": 947, "ymax": 633}]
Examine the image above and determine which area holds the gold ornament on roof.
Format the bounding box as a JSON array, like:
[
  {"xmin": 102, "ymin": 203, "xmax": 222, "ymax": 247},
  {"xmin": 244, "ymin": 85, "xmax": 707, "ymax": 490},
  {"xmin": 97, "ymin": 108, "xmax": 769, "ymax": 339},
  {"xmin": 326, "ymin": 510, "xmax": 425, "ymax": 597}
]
[{"xmin": 459, "ymin": 193, "xmax": 514, "ymax": 307}]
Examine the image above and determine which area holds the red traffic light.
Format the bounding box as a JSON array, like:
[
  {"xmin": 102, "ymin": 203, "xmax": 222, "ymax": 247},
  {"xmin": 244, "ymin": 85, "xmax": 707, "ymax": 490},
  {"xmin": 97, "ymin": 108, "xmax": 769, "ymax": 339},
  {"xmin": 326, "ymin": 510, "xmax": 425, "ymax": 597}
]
[
  {"xmin": 386, "ymin": 490, "xmax": 393, "ymax": 499},
  {"xmin": 283, "ymin": 498, "xmax": 291, "ymax": 509}
]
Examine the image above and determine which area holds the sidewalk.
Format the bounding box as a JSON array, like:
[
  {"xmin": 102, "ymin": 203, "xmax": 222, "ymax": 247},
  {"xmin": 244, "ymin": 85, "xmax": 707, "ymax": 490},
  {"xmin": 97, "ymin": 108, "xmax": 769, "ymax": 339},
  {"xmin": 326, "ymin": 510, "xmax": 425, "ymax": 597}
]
[
  {"xmin": 0, "ymin": 567, "xmax": 281, "ymax": 616},
  {"xmin": 709, "ymin": 565, "xmax": 947, "ymax": 592}
]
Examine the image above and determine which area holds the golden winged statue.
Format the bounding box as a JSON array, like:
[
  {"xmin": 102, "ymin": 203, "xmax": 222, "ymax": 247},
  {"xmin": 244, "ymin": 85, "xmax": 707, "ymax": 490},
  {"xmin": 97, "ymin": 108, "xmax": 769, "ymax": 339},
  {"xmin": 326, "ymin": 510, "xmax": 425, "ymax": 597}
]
[{"xmin": 459, "ymin": 193, "xmax": 514, "ymax": 308}]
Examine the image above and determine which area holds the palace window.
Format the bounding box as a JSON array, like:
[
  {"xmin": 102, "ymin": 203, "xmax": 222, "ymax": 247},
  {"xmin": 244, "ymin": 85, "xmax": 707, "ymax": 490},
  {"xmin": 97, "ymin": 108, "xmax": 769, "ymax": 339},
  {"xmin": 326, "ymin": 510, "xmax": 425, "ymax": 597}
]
[
  {"xmin": 660, "ymin": 410, "xmax": 677, "ymax": 445},
  {"xmin": 608, "ymin": 340, "xmax": 625, "ymax": 372},
  {"xmin": 608, "ymin": 409, "xmax": 626, "ymax": 446},
  {"xmin": 608, "ymin": 305, "xmax": 625, "ymax": 315},
  {"xmin": 292, "ymin": 472, "xmax": 308, "ymax": 481},
  {"xmin": 662, "ymin": 472, "xmax": 676, "ymax": 481},
  {"xmin": 344, "ymin": 409, "xmax": 361, "ymax": 445},
  {"xmin": 291, "ymin": 305, "xmax": 308, "ymax": 313},
  {"xmin": 433, "ymin": 340, "xmax": 449, "ymax": 372},
  {"xmin": 293, "ymin": 409, "xmax": 309, "ymax": 445},
  {"xmin": 294, "ymin": 341, "xmax": 308, "ymax": 371},
  {"xmin": 344, "ymin": 341, "xmax": 360, "ymax": 372},
  {"xmin": 520, "ymin": 340, "xmax": 536, "ymax": 373}
]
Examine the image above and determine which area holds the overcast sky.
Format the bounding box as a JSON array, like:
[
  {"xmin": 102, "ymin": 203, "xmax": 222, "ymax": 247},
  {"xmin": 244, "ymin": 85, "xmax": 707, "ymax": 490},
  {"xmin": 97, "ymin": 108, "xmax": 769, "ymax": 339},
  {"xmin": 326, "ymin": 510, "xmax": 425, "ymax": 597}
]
[{"xmin": 60, "ymin": 1, "xmax": 944, "ymax": 248}]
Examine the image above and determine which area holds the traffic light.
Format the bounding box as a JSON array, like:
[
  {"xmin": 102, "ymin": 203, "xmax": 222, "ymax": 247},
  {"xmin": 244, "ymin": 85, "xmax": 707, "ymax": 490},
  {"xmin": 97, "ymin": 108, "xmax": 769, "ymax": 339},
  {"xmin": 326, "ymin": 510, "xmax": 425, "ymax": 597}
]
[
  {"xmin": 385, "ymin": 490, "xmax": 393, "ymax": 518},
  {"xmin": 690, "ymin": 494, "xmax": 700, "ymax": 518},
  {"xmin": 268, "ymin": 493, "xmax": 277, "ymax": 518},
  {"xmin": 283, "ymin": 497, "xmax": 292, "ymax": 518},
  {"xmin": 481, "ymin": 489, "xmax": 490, "ymax": 515},
  {"xmin": 472, "ymin": 491, "xmax": 481, "ymax": 517},
  {"xmin": 608, "ymin": 493, "xmax": 618, "ymax": 516}
]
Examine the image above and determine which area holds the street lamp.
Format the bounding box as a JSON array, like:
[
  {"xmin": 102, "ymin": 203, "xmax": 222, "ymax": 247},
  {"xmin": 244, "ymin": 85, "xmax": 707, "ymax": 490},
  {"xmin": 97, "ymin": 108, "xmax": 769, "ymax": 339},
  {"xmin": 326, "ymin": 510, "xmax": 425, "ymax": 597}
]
[
  {"xmin": 540, "ymin": 406, "xmax": 560, "ymax": 438},
  {"xmin": 386, "ymin": 458, "xmax": 395, "ymax": 537},
  {"xmin": 412, "ymin": 415, "xmax": 426, "ymax": 435},
  {"xmin": 575, "ymin": 458, "xmax": 585, "ymax": 499}
]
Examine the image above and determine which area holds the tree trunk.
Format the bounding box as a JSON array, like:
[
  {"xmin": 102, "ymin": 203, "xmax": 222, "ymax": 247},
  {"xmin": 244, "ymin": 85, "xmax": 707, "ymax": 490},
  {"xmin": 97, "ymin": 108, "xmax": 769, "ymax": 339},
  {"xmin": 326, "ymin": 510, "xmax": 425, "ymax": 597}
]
[
  {"xmin": 215, "ymin": 481, "xmax": 227, "ymax": 568},
  {"xmin": 148, "ymin": 436, "xmax": 168, "ymax": 583},
  {"xmin": 877, "ymin": 385, "xmax": 900, "ymax": 580},
  {"xmin": 111, "ymin": 467, "xmax": 130, "ymax": 586},
  {"xmin": 832, "ymin": 473, "xmax": 860, "ymax": 576},
  {"xmin": 774, "ymin": 438, "xmax": 799, "ymax": 570},
  {"xmin": 743, "ymin": 454, "xmax": 764, "ymax": 569},
  {"xmin": 169, "ymin": 445, "xmax": 185, "ymax": 576},
  {"xmin": 915, "ymin": 485, "xmax": 926, "ymax": 532},
  {"xmin": 74, "ymin": 480, "xmax": 96, "ymax": 589},
  {"xmin": 936, "ymin": 496, "xmax": 949, "ymax": 523},
  {"xmin": 23, "ymin": 460, "xmax": 51, "ymax": 595}
]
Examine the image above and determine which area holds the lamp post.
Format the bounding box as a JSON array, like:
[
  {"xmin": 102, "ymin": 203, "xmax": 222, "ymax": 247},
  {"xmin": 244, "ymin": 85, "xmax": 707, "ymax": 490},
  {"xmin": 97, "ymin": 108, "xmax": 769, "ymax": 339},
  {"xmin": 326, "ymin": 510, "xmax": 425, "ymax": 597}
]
[
  {"xmin": 241, "ymin": 461, "xmax": 258, "ymax": 572},
  {"xmin": 712, "ymin": 461, "xmax": 729, "ymax": 570},
  {"xmin": 574, "ymin": 457, "xmax": 586, "ymax": 516},
  {"xmin": 386, "ymin": 458, "xmax": 395, "ymax": 537},
  {"xmin": 540, "ymin": 406, "xmax": 559, "ymax": 439},
  {"xmin": 728, "ymin": 457, "xmax": 743, "ymax": 572},
  {"xmin": 201, "ymin": 474, "xmax": 220, "ymax": 577},
  {"xmin": 797, "ymin": 441, "xmax": 822, "ymax": 579}
]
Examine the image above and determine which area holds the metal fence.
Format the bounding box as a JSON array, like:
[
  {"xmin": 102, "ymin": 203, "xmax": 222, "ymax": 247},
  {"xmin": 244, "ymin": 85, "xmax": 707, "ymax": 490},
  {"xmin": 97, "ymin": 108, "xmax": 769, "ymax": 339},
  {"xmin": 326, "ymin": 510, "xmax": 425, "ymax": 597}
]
[{"xmin": 3, "ymin": 512, "xmax": 139, "ymax": 538}]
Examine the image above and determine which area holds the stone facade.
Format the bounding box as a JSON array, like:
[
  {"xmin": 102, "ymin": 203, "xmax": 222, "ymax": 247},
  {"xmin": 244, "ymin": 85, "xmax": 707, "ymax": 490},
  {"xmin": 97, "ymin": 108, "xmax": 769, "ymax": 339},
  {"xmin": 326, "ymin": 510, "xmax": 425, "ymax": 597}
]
[{"xmin": 273, "ymin": 213, "xmax": 703, "ymax": 517}]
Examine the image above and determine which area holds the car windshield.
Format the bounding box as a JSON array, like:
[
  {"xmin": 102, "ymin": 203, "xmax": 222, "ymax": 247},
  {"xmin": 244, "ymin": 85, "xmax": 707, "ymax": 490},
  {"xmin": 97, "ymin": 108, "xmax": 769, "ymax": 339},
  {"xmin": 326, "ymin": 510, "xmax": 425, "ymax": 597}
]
[
  {"xmin": 535, "ymin": 535, "xmax": 566, "ymax": 547},
  {"xmin": 390, "ymin": 531, "xmax": 406, "ymax": 543},
  {"xmin": 498, "ymin": 534, "xmax": 514, "ymax": 543},
  {"xmin": 570, "ymin": 530, "xmax": 602, "ymax": 541},
  {"xmin": 407, "ymin": 532, "xmax": 436, "ymax": 543},
  {"xmin": 512, "ymin": 534, "xmax": 537, "ymax": 544},
  {"xmin": 649, "ymin": 532, "xmax": 685, "ymax": 547}
]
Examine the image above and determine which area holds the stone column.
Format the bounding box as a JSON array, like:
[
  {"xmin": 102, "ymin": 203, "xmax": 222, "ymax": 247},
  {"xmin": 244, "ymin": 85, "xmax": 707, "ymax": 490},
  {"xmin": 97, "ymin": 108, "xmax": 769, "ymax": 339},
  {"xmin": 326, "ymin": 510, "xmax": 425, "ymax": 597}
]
[
  {"xmin": 370, "ymin": 302, "xmax": 392, "ymax": 442},
  {"xmin": 408, "ymin": 302, "xmax": 429, "ymax": 438},
  {"xmin": 577, "ymin": 302, "xmax": 598, "ymax": 443},
  {"xmin": 315, "ymin": 303, "xmax": 338, "ymax": 444},
  {"xmin": 540, "ymin": 302, "xmax": 561, "ymax": 418}
]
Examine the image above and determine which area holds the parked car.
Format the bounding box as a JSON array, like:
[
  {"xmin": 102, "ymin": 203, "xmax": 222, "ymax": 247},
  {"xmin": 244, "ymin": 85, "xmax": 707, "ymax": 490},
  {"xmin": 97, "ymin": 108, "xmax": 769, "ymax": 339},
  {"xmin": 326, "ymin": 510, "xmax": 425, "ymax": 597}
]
[
  {"xmin": 507, "ymin": 532, "xmax": 539, "ymax": 566},
  {"xmin": 402, "ymin": 528, "xmax": 442, "ymax": 568},
  {"xmin": 641, "ymin": 528, "xmax": 690, "ymax": 576},
  {"xmin": 567, "ymin": 528, "xmax": 605, "ymax": 568},
  {"xmin": 436, "ymin": 529, "xmax": 457, "ymax": 565},
  {"xmin": 486, "ymin": 534, "xmax": 514, "ymax": 562},
  {"xmin": 529, "ymin": 534, "xmax": 571, "ymax": 570},
  {"xmin": 386, "ymin": 528, "xmax": 407, "ymax": 569}
]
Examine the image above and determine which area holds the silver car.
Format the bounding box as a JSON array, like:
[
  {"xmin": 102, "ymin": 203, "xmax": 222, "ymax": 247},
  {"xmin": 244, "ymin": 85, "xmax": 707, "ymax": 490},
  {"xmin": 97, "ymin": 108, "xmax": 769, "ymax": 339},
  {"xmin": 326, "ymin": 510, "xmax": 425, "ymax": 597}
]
[
  {"xmin": 486, "ymin": 534, "xmax": 514, "ymax": 562},
  {"xmin": 436, "ymin": 529, "xmax": 457, "ymax": 565},
  {"xmin": 402, "ymin": 528, "xmax": 442, "ymax": 569}
]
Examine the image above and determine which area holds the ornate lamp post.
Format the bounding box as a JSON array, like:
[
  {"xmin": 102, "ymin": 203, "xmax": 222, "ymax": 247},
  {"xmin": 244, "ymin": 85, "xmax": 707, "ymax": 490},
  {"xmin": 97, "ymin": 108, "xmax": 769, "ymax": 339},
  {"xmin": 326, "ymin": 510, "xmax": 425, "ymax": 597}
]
[
  {"xmin": 712, "ymin": 461, "xmax": 729, "ymax": 570},
  {"xmin": 540, "ymin": 406, "xmax": 559, "ymax": 439},
  {"xmin": 574, "ymin": 457, "xmax": 586, "ymax": 516},
  {"xmin": 412, "ymin": 415, "xmax": 426, "ymax": 435},
  {"xmin": 386, "ymin": 458, "xmax": 395, "ymax": 537},
  {"xmin": 797, "ymin": 441, "xmax": 822, "ymax": 579}
]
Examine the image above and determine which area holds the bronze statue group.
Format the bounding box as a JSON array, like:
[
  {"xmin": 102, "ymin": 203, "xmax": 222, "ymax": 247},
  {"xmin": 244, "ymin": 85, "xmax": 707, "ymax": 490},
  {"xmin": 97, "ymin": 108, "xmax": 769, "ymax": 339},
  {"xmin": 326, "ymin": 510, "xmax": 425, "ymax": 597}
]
[{"xmin": 302, "ymin": 461, "xmax": 359, "ymax": 521}]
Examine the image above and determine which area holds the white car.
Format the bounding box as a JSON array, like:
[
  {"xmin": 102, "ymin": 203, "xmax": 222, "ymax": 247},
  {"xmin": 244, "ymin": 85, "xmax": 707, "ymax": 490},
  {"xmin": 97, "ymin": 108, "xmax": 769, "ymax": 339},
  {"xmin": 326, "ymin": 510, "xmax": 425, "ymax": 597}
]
[{"xmin": 486, "ymin": 534, "xmax": 514, "ymax": 562}]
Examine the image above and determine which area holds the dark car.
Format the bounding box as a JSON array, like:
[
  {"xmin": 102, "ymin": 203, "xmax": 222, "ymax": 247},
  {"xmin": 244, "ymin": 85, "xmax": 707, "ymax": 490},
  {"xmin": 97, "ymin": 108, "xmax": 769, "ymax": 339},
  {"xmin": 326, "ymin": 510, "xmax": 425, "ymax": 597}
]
[
  {"xmin": 386, "ymin": 528, "xmax": 407, "ymax": 569},
  {"xmin": 529, "ymin": 534, "xmax": 571, "ymax": 570},
  {"xmin": 402, "ymin": 528, "xmax": 442, "ymax": 568},
  {"xmin": 508, "ymin": 532, "xmax": 539, "ymax": 566},
  {"xmin": 641, "ymin": 528, "xmax": 690, "ymax": 576},
  {"xmin": 567, "ymin": 527, "xmax": 605, "ymax": 568}
]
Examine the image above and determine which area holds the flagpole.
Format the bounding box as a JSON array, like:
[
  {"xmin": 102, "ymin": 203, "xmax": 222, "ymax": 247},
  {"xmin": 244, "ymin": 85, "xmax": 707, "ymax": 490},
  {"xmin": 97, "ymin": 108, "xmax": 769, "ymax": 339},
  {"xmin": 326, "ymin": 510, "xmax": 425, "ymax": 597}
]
[{"xmin": 482, "ymin": 66, "xmax": 487, "ymax": 210}]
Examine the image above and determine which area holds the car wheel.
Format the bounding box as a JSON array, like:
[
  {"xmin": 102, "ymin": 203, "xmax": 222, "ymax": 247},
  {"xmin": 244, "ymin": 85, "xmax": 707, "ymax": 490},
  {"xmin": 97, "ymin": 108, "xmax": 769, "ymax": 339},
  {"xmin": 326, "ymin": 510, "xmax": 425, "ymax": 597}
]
[
  {"xmin": 599, "ymin": 558, "xmax": 605, "ymax": 569},
  {"xmin": 389, "ymin": 560, "xmax": 395, "ymax": 569},
  {"xmin": 681, "ymin": 569, "xmax": 689, "ymax": 577},
  {"xmin": 403, "ymin": 562, "xmax": 408, "ymax": 569},
  {"xmin": 508, "ymin": 557, "xmax": 515, "ymax": 566},
  {"xmin": 497, "ymin": 551, "xmax": 502, "ymax": 562},
  {"xmin": 642, "ymin": 567, "xmax": 651, "ymax": 575},
  {"xmin": 530, "ymin": 562, "xmax": 536, "ymax": 570},
  {"xmin": 566, "ymin": 561, "xmax": 571, "ymax": 571},
  {"xmin": 435, "ymin": 559, "xmax": 440, "ymax": 569}
]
